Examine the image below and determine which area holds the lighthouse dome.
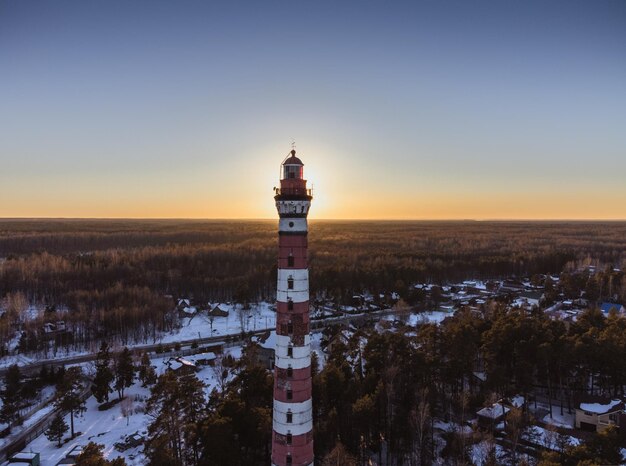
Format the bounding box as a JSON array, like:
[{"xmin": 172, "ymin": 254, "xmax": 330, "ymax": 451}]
[{"xmin": 283, "ymin": 149, "xmax": 303, "ymax": 166}]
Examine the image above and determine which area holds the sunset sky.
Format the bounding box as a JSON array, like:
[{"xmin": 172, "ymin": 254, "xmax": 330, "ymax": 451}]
[{"xmin": 1, "ymin": 1, "xmax": 625, "ymax": 220}]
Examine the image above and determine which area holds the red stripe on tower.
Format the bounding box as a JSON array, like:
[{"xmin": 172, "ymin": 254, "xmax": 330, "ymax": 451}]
[{"xmin": 272, "ymin": 149, "xmax": 314, "ymax": 466}]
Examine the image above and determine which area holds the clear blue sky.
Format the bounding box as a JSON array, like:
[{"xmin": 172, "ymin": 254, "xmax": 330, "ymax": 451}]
[{"xmin": 1, "ymin": 0, "xmax": 625, "ymax": 219}]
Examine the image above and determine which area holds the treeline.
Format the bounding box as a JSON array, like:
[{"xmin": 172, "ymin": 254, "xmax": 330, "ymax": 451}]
[
  {"xmin": 0, "ymin": 220, "xmax": 625, "ymax": 353},
  {"xmin": 2, "ymin": 220, "xmax": 625, "ymax": 302}
]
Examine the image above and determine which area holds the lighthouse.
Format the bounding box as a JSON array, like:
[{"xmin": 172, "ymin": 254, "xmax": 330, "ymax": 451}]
[{"xmin": 272, "ymin": 149, "xmax": 314, "ymax": 466}]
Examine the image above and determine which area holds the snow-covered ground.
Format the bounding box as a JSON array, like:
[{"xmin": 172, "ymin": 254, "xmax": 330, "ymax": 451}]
[
  {"xmin": 469, "ymin": 441, "xmax": 507, "ymax": 466},
  {"xmin": 26, "ymin": 345, "xmax": 243, "ymax": 465},
  {"xmin": 381, "ymin": 310, "xmax": 454, "ymax": 327},
  {"xmin": 28, "ymin": 384, "xmax": 151, "ymax": 465},
  {"xmin": 409, "ymin": 311, "xmax": 453, "ymax": 325},
  {"xmin": 0, "ymin": 303, "xmax": 276, "ymax": 369},
  {"xmin": 542, "ymin": 410, "xmax": 575, "ymax": 429},
  {"xmin": 0, "ymin": 354, "xmax": 36, "ymax": 369},
  {"xmin": 162, "ymin": 302, "xmax": 276, "ymax": 343},
  {"xmin": 524, "ymin": 425, "xmax": 581, "ymax": 450}
]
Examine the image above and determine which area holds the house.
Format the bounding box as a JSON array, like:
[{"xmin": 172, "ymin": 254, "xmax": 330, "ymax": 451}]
[
  {"xmin": 600, "ymin": 302, "xmax": 625, "ymax": 315},
  {"xmin": 500, "ymin": 280, "xmax": 526, "ymax": 293},
  {"xmin": 251, "ymin": 330, "xmax": 276, "ymax": 369},
  {"xmin": 42, "ymin": 321, "xmax": 66, "ymax": 334},
  {"xmin": 176, "ymin": 298, "xmax": 191, "ymax": 310},
  {"xmin": 477, "ymin": 402, "xmax": 510, "ymax": 430},
  {"xmin": 178, "ymin": 304, "xmax": 197, "ymax": 318},
  {"xmin": 114, "ymin": 432, "xmax": 144, "ymax": 452},
  {"xmin": 8, "ymin": 452, "xmax": 40, "ymax": 466},
  {"xmin": 476, "ymin": 396, "xmax": 525, "ymax": 431},
  {"xmin": 575, "ymin": 397, "xmax": 624, "ymax": 432},
  {"xmin": 166, "ymin": 357, "xmax": 198, "ymax": 375},
  {"xmin": 519, "ymin": 290, "xmax": 543, "ymax": 306},
  {"xmin": 324, "ymin": 329, "xmax": 352, "ymax": 354},
  {"xmin": 186, "ymin": 352, "xmax": 217, "ymax": 366},
  {"xmin": 43, "ymin": 323, "xmax": 56, "ymax": 334},
  {"xmin": 41, "ymin": 321, "xmax": 73, "ymax": 345},
  {"xmin": 208, "ymin": 304, "xmax": 229, "ymax": 318}
]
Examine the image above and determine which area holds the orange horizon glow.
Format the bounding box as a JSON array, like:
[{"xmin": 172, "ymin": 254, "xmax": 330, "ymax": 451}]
[{"xmin": 2, "ymin": 148, "xmax": 625, "ymax": 221}]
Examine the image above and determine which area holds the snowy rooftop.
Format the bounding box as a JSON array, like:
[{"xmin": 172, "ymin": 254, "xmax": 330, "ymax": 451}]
[
  {"xmin": 580, "ymin": 399, "xmax": 622, "ymax": 414},
  {"xmin": 477, "ymin": 403, "xmax": 510, "ymax": 419},
  {"xmin": 12, "ymin": 453, "xmax": 38, "ymax": 459},
  {"xmin": 253, "ymin": 330, "xmax": 277, "ymax": 350},
  {"xmin": 186, "ymin": 352, "xmax": 216, "ymax": 363}
]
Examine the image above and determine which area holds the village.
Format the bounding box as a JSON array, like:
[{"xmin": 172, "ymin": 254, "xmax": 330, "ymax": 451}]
[{"xmin": 1, "ymin": 260, "xmax": 625, "ymax": 465}]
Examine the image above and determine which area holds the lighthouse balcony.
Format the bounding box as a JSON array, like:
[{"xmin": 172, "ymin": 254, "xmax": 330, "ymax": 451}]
[{"xmin": 274, "ymin": 187, "xmax": 312, "ymax": 198}]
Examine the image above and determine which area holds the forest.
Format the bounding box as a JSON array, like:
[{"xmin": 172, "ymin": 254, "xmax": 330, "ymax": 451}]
[
  {"xmin": 2, "ymin": 220, "xmax": 626, "ymax": 464},
  {"xmin": 0, "ymin": 219, "xmax": 625, "ymax": 353}
]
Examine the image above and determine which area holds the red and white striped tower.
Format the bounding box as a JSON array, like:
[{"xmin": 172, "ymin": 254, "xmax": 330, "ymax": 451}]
[{"xmin": 272, "ymin": 149, "xmax": 314, "ymax": 466}]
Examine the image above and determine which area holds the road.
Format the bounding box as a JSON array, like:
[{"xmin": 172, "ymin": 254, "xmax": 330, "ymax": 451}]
[{"xmin": 2, "ymin": 307, "xmax": 398, "ymax": 377}]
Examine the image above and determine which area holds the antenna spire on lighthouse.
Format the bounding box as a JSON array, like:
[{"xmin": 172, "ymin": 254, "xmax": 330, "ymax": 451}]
[{"xmin": 271, "ymin": 148, "xmax": 314, "ymax": 466}]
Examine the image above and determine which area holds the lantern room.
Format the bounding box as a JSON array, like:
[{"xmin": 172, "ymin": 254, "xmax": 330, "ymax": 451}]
[
  {"xmin": 282, "ymin": 150, "xmax": 303, "ymax": 180},
  {"xmin": 276, "ymin": 149, "xmax": 312, "ymax": 201}
]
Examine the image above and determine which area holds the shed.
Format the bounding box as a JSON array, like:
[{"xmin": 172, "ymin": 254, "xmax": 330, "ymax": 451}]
[{"xmin": 9, "ymin": 452, "xmax": 40, "ymax": 466}]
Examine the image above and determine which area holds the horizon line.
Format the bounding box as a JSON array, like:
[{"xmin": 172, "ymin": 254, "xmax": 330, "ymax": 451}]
[{"xmin": 1, "ymin": 217, "xmax": 626, "ymax": 222}]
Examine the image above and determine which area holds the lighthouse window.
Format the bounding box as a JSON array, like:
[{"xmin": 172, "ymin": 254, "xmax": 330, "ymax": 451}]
[
  {"xmin": 287, "ymin": 255, "xmax": 294, "ymax": 267},
  {"xmin": 287, "ymin": 346, "xmax": 293, "ymax": 357},
  {"xmin": 287, "ymin": 321, "xmax": 293, "ymax": 333},
  {"xmin": 286, "ymin": 410, "xmax": 293, "ymax": 423},
  {"xmin": 287, "ymin": 300, "xmax": 294, "ymax": 311},
  {"xmin": 284, "ymin": 165, "xmax": 302, "ymax": 179},
  {"xmin": 286, "ymin": 455, "xmax": 292, "ymax": 465},
  {"xmin": 287, "ymin": 366, "xmax": 293, "ymax": 377},
  {"xmin": 287, "ymin": 277, "xmax": 294, "ymax": 290},
  {"xmin": 287, "ymin": 389, "xmax": 293, "ymax": 400},
  {"xmin": 287, "ymin": 433, "xmax": 292, "ymax": 445}
]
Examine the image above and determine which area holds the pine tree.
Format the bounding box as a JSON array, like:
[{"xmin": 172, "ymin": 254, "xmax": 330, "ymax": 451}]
[
  {"xmin": 145, "ymin": 371, "xmax": 206, "ymax": 465},
  {"xmin": 45, "ymin": 413, "xmax": 68, "ymax": 447},
  {"xmin": 114, "ymin": 347, "xmax": 134, "ymax": 399},
  {"xmin": 0, "ymin": 364, "xmax": 23, "ymax": 429},
  {"xmin": 138, "ymin": 352, "xmax": 156, "ymax": 386},
  {"xmin": 55, "ymin": 366, "xmax": 86, "ymax": 438},
  {"xmin": 322, "ymin": 441, "xmax": 358, "ymax": 466},
  {"xmin": 75, "ymin": 442, "xmax": 128, "ymax": 466},
  {"xmin": 92, "ymin": 341, "xmax": 114, "ymax": 403}
]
